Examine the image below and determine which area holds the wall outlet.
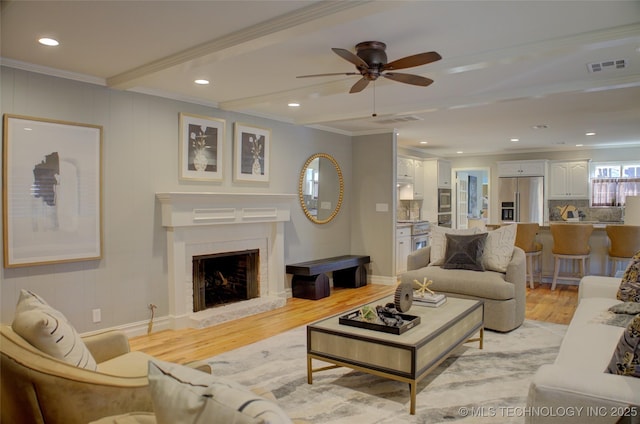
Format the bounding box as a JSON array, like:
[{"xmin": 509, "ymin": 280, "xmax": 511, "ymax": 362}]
[{"xmin": 92, "ymin": 308, "xmax": 101, "ymax": 323}]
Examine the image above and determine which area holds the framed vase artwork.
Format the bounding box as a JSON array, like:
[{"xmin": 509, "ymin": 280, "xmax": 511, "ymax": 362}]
[
  {"xmin": 179, "ymin": 112, "xmax": 225, "ymax": 181},
  {"xmin": 2, "ymin": 114, "xmax": 103, "ymax": 267},
  {"xmin": 233, "ymin": 122, "xmax": 270, "ymax": 183}
]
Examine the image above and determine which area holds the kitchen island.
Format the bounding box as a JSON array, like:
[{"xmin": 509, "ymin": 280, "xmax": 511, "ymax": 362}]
[{"xmin": 535, "ymin": 222, "xmax": 625, "ymax": 283}]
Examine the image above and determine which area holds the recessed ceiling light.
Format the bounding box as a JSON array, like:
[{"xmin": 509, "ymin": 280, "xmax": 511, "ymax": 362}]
[
  {"xmin": 38, "ymin": 37, "xmax": 59, "ymax": 47},
  {"xmin": 585, "ymin": 132, "xmax": 596, "ymax": 136},
  {"xmin": 194, "ymin": 79, "xmax": 210, "ymax": 85},
  {"xmin": 456, "ymin": 151, "xmax": 463, "ymax": 154},
  {"xmin": 288, "ymin": 102, "xmax": 300, "ymax": 107},
  {"xmin": 576, "ymin": 144, "xmax": 584, "ymax": 147},
  {"xmin": 510, "ymin": 138, "xmax": 519, "ymax": 142},
  {"xmin": 419, "ymin": 141, "xmax": 428, "ymax": 145}
]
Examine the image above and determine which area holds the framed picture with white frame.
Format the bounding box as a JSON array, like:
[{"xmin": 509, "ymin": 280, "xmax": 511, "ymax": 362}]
[
  {"xmin": 179, "ymin": 112, "xmax": 225, "ymax": 181},
  {"xmin": 3, "ymin": 114, "xmax": 103, "ymax": 267},
  {"xmin": 233, "ymin": 122, "xmax": 270, "ymax": 183}
]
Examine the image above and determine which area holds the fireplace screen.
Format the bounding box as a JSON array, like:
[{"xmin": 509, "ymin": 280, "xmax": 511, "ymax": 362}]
[{"xmin": 192, "ymin": 249, "xmax": 259, "ymax": 312}]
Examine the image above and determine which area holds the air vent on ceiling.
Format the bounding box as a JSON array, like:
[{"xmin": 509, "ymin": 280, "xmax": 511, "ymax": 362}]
[
  {"xmin": 375, "ymin": 115, "xmax": 424, "ymax": 124},
  {"xmin": 587, "ymin": 59, "xmax": 627, "ymax": 73}
]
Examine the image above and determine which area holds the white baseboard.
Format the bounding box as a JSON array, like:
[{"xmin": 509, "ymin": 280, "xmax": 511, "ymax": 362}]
[
  {"xmin": 369, "ymin": 274, "xmax": 397, "ymax": 285},
  {"xmin": 80, "ymin": 315, "xmax": 173, "ymax": 339}
]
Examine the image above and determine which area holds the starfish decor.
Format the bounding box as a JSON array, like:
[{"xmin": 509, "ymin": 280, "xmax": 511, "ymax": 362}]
[{"xmin": 414, "ymin": 277, "xmax": 435, "ymax": 297}]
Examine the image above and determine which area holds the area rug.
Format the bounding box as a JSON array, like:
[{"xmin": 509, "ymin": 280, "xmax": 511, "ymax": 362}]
[{"xmin": 209, "ymin": 320, "xmax": 567, "ymax": 423}]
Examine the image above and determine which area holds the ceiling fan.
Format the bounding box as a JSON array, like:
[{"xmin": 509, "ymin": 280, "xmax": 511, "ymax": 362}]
[{"xmin": 297, "ymin": 41, "xmax": 442, "ymax": 94}]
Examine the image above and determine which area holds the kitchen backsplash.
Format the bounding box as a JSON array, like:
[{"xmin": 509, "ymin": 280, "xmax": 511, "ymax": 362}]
[
  {"xmin": 398, "ymin": 200, "xmax": 422, "ymax": 221},
  {"xmin": 548, "ymin": 199, "xmax": 624, "ymax": 222}
]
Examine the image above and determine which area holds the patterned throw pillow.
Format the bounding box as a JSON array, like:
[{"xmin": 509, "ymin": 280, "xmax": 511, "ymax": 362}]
[
  {"xmin": 609, "ymin": 302, "xmax": 640, "ymax": 315},
  {"xmin": 429, "ymin": 226, "xmax": 481, "ymax": 266},
  {"xmin": 606, "ymin": 313, "xmax": 640, "ymax": 378},
  {"xmin": 148, "ymin": 360, "xmax": 293, "ymax": 424},
  {"xmin": 617, "ymin": 250, "xmax": 640, "ymax": 303},
  {"xmin": 481, "ymin": 224, "xmax": 517, "ymax": 273},
  {"xmin": 442, "ymin": 233, "xmax": 488, "ymax": 271},
  {"xmin": 12, "ymin": 289, "xmax": 97, "ymax": 370}
]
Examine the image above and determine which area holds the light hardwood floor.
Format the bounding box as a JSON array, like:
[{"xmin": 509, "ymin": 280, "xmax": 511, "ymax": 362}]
[{"xmin": 129, "ymin": 282, "xmax": 579, "ymax": 365}]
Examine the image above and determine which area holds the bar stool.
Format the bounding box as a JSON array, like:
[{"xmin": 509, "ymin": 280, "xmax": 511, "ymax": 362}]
[
  {"xmin": 606, "ymin": 225, "xmax": 640, "ymax": 276},
  {"xmin": 550, "ymin": 223, "xmax": 593, "ymax": 290},
  {"xmin": 515, "ymin": 223, "xmax": 542, "ymax": 289}
]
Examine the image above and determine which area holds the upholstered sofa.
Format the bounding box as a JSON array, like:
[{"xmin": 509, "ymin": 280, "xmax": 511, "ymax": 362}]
[
  {"xmin": 0, "ymin": 324, "xmax": 214, "ymax": 424},
  {"xmin": 399, "ymin": 244, "xmax": 527, "ymax": 332},
  {"xmin": 526, "ymin": 276, "xmax": 640, "ymax": 424}
]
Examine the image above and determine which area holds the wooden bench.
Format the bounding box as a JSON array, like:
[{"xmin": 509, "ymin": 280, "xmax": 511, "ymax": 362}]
[{"xmin": 286, "ymin": 255, "xmax": 370, "ymax": 300}]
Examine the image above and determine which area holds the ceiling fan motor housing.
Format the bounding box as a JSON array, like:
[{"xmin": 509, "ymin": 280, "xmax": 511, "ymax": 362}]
[{"xmin": 356, "ymin": 41, "xmax": 387, "ymax": 78}]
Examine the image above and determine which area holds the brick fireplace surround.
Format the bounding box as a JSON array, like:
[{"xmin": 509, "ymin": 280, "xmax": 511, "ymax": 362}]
[{"xmin": 156, "ymin": 192, "xmax": 296, "ymax": 329}]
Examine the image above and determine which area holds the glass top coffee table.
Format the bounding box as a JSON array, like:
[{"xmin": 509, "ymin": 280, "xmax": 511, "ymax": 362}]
[{"xmin": 306, "ymin": 295, "xmax": 484, "ymax": 415}]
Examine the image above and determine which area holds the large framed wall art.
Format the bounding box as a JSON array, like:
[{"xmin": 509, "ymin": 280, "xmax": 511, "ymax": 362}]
[
  {"xmin": 233, "ymin": 122, "xmax": 270, "ymax": 183},
  {"xmin": 3, "ymin": 114, "xmax": 103, "ymax": 267},
  {"xmin": 179, "ymin": 112, "xmax": 225, "ymax": 181}
]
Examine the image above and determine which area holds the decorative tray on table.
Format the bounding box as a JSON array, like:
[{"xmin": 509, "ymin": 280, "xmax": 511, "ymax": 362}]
[{"xmin": 339, "ymin": 310, "xmax": 421, "ymax": 335}]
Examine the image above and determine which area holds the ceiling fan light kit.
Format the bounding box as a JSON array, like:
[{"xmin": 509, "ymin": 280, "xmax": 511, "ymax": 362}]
[{"xmin": 297, "ymin": 41, "xmax": 441, "ymax": 94}]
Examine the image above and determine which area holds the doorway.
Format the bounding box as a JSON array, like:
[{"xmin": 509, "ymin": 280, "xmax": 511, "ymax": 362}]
[{"xmin": 454, "ymin": 168, "xmax": 490, "ymax": 229}]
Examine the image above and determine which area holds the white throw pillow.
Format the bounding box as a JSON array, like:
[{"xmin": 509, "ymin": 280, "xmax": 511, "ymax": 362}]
[
  {"xmin": 148, "ymin": 359, "xmax": 293, "ymax": 424},
  {"xmin": 12, "ymin": 289, "xmax": 97, "ymax": 370},
  {"xmin": 429, "ymin": 226, "xmax": 481, "ymax": 266},
  {"xmin": 481, "ymin": 224, "xmax": 517, "ymax": 272}
]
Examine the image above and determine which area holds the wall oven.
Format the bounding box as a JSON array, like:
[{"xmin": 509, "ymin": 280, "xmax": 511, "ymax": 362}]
[
  {"xmin": 437, "ymin": 213, "xmax": 452, "ymax": 228},
  {"xmin": 438, "ymin": 188, "xmax": 452, "ymax": 213}
]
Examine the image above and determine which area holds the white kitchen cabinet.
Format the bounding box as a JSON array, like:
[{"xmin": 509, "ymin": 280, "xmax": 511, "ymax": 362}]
[
  {"xmin": 397, "ymin": 158, "xmax": 424, "ymax": 200},
  {"xmin": 397, "ymin": 157, "xmax": 414, "ymax": 181},
  {"xmin": 497, "ymin": 160, "xmax": 547, "ymax": 177},
  {"xmin": 437, "ymin": 160, "xmax": 451, "ymax": 188},
  {"xmin": 549, "ymin": 160, "xmax": 590, "ymax": 199},
  {"xmin": 396, "ymin": 226, "xmax": 412, "ymax": 274},
  {"xmin": 423, "ymin": 159, "xmax": 451, "ymax": 188},
  {"xmin": 413, "ymin": 160, "xmax": 424, "ymax": 198}
]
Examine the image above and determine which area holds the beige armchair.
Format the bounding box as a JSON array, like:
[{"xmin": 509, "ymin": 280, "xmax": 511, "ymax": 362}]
[
  {"xmin": 400, "ymin": 245, "xmax": 526, "ymax": 332},
  {"xmin": 0, "ymin": 325, "xmax": 211, "ymax": 424}
]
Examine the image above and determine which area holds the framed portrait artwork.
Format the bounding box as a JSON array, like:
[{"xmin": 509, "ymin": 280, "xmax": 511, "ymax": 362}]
[
  {"xmin": 179, "ymin": 113, "xmax": 225, "ymax": 181},
  {"xmin": 233, "ymin": 122, "xmax": 270, "ymax": 183},
  {"xmin": 2, "ymin": 114, "xmax": 103, "ymax": 267}
]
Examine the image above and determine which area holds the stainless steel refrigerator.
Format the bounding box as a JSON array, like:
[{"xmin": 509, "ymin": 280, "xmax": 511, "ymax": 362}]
[{"xmin": 498, "ymin": 176, "xmax": 544, "ymax": 225}]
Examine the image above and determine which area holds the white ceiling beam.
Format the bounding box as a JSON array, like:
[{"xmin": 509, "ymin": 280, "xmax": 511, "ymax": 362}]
[{"xmin": 106, "ymin": 0, "xmax": 402, "ymax": 89}]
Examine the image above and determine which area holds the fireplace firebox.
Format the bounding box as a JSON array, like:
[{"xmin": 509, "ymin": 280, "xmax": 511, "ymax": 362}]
[{"xmin": 192, "ymin": 249, "xmax": 260, "ymax": 312}]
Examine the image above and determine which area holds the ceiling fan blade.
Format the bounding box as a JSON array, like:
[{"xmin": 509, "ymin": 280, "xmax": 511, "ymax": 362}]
[
  {"xmin": 349, "ymin": 78, "xmax": 370, "ymax": 93},
  {"xmin": 383, "ymin": 51, "xmax": 442, "ymax": 71},
  {"xmin": 296, "ymin": 72, "xmax": 358, "ymax": 78},
  {"xmin": 332, "ymin": 48, "xmax": 369, "ymax": 68},
  {"xmin": 383, "ymin": 72, "xmax": 434, "ymax": 87}
]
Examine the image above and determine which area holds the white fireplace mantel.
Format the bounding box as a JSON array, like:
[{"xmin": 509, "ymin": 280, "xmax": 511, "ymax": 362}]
[
  {"xmin": 155, "ymin": 192, "xmax": 296, "ymax": 329},
  {"xmin": 156, "ymin": 192, "xmax": 297, "ymax": 228}
]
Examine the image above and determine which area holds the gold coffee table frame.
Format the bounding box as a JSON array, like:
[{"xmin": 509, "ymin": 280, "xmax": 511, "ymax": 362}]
[{"xmin": 306, "ymin": 296, "xmax": 484, "ymax": 415}]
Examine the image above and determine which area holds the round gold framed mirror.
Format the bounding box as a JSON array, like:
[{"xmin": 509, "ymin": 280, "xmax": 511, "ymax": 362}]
[{"xmin": 298, "ymin": 153, "xmax": 344, "ymax": 224}]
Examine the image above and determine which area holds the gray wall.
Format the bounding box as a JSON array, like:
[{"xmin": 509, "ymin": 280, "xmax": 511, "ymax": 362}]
[
  {"xmin": 0, "ymin": 67, "xmax": 354, "ymax": 332},
  {"xmin": 351, "ymin": 132, "xmax": 396, "ymax": 280}
]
